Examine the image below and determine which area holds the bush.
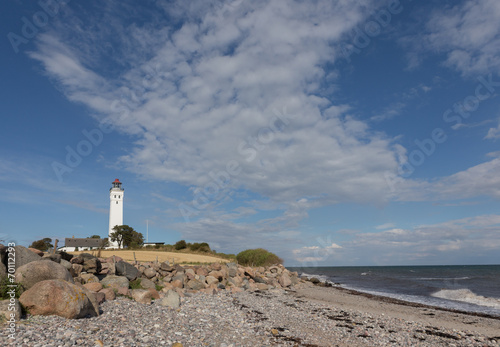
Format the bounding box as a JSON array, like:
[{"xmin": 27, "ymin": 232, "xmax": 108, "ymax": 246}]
[
  {"xmin": 236, "ymin": 248, "xmax": 283, "ymax": 267},
  {"xmin": 174, "ymin": 240, "xmax": 187, "ymax": 250}
]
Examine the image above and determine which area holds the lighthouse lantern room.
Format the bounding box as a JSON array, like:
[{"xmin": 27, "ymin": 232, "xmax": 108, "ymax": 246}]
[{"xmin": 108, "ymin": 178, "xmax": 124, "ymax": 248}]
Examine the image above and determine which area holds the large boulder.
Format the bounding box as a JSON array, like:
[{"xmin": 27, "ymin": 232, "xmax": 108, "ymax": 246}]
[
  {"xmin": 19, "ymin": 279, "xmax": 99, "ymax": 319},
  {"xmin": 15, "ymin": 260, "xmax": 74, "ymax": 290},
  {"xmin": 187, "ymin": 279, "xmax": 205, "ymax": 291},
  {"xmin": 57, "ymin": 251, "xmax": 74, "ymax": 262},
  {"xmin": 278, "ymin": 273, "xmax": 292, "ymax": 287},
  {"xmin": 115, "ymin": 260, "xmax": 139, "ymax": 281},
  {"xmin": 101, "ymin": 275, "xmax": 129, "ymax": 289},
  {"xmin": 158, "ymin": 289, "xmax": 181, "ymax": 308},
  {"xmin": 12, "ymin": 246, "xmax": 42, "ymax": 270}
]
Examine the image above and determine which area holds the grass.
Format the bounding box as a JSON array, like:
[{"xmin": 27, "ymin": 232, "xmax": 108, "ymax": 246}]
[{"xmin": 70, "ymin": 249, "xmax": 231, "ymax": 265}]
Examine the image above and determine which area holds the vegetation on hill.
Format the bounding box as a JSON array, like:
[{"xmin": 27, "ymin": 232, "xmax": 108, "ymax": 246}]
[
  {"xmin": 28, "ymin": 237, "xmax": 53, "ymax": 251},
  {"xmin": 236, "ymin": 248, "xmax": 283, "ymax": 267}
]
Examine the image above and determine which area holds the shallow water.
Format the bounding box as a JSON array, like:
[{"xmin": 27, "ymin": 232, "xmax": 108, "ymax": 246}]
[{"xmin": 289, "ymin": 265, "xmax": 500, "ymax": 316}]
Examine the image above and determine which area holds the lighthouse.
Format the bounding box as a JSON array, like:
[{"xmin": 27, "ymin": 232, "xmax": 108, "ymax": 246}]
[{"xmin": 108, "ymin": 178, "xmax": 124, "ymax": 248}]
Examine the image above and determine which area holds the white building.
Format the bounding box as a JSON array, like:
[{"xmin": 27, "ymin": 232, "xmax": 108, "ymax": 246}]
[{"xmin": 108, "ymin": 178, "xmax": 124, "ymax": 248}]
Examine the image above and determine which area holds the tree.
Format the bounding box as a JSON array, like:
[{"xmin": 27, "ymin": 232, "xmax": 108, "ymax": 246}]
[
  {"xmin": 110, "ymin": 225, "xmax": 144, "ymax": 249},
  {"xmin": 174, "ymin": 240, "xmax": 187, "ymax": 250},
  {"xmin": 29, "ymin": 238, "xmax": 53, "ymax": 251},
  {"xmin": 89, "ymin": 235, "xmax": 101, "ymax": 239}
]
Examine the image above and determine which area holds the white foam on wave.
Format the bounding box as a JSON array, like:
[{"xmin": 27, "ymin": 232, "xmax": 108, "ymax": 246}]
[{"xmin": 431, "ymin": 289, "xmax": 500, "ymax": 309}]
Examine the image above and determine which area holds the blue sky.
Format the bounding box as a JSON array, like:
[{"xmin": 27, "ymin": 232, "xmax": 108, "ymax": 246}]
[{"xmin": 1, "ymin": 0, "xmax": 500, "ymax": 266}]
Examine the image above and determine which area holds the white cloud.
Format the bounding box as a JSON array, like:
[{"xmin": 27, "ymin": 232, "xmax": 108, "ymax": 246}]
[
  {"xmin": 405, "ymin": 0, "xmax": 500, "ymax": 75},
  {"xmin": 485, "ymin": 119, "xmax": 500, "ymax": 140}
]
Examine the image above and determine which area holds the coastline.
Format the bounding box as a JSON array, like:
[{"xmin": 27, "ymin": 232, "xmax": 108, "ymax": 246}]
[
  {"xmin": 6, "ymin": 282, "xmax": 500, "ymax": 346},
  {"xmin": 291, "ymin": 282, "xmax": 500, "ymax": 342}
]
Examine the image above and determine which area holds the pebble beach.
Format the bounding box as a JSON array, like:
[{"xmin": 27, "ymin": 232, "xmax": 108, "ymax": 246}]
[{"xmin": 5, "ymin": 281, "xmax": 500, "ymax": 347}]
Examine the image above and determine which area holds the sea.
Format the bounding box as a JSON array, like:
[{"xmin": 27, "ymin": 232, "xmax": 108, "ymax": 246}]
[{"xmin": 288, "ymin": 265, "xmax": 500, "ymax": 317}]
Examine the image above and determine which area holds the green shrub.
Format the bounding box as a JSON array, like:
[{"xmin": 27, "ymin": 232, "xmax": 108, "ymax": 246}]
[
  {"xmin": 236, "ymin": 248, "xmax": 283, "ymax": 267},
  {"xmin": 0, "ymin": 276, "xmax": 22, "ymax": 300},
  {"xmin": 174, "ymin": 240, "xmax": 187, "ymax": 250},
  {"xmin": 129, "ymin": 279, "xmax": 142, "ymax": 290}
]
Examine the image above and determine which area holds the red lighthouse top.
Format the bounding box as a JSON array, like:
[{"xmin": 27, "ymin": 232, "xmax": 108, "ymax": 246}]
[{"xmin": 111, "ymin": 178, "xmax": 123, "ymax": 190}]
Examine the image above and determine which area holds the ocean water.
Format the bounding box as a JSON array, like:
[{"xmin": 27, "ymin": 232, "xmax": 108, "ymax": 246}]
[{"xmin": 288, "ymin": 265, "xmax": 500, "ymax": 317}]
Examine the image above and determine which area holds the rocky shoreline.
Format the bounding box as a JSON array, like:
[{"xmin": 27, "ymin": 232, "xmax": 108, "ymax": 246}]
[{"xmin": 2, "ymin": 246, "xmax": 500, "ymax": 346}]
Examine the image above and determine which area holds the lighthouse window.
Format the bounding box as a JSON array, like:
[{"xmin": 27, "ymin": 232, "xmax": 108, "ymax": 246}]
[
  {"xmin": 116, "ymin": 201, "xmax": 118, "ymax": 204},
  {"xmin": 119, "ymin": 195, "xmax": 121, "ymax": 198},
  {"xmin": 114, "ymin": 195, "xmax": 116, "ymax": 198}
]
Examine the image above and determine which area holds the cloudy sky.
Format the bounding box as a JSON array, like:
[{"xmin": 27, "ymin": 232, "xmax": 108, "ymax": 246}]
[{"xmin": 1, "ymin": 0, "xmax": 500, "ymax": 266}]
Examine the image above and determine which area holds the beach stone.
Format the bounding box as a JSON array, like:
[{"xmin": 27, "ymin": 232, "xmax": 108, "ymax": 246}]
[
  {"xmin": 171, "ymin": 279, "xmax": 183, "ymax": 289},
  {"xmin": 196, "ymin": 267, "xmax": 208, "ymax": 276},
  {"xmin": 19, "ymin": 279, "xmax": 99, "ymax": 319},
  {"xmin": 139, "ymin": 278, "xmax": 156, "ymax": 290},
  {"xmin": 115, "ymin": 260, "xmax": 139, "ymax": 281},
  {"xmin": 172, "ymin": 273, "xmax": 185, "ymax": 284},
  {"xmin": 187, "ymin": 279, "xmax": 205, "ymax": 290},
  {"xmin": 143, "ymin": 267, "xmax": 156, "ymax": 279},
  {"xmin": 205, "ymin": 275, "xmax": 219, "ymax": 286},
  {"xmin": 81, "ymin": 273, "xmax": 99, "ymax": 283},
  {"xmin": 57, "ymin": 251, "xmax": 73, "ymax": 262},
  {"xmin": 15, "ymin": 260, "xmax": 74, "ymax": 290},
  {"xmin": 71, "ymin": 263, "xmax": 84, "ymax": 277},
  {"xmin": 117, "ymin": 287, "xmax": 130, "ymax": 296},
  {"xmin": 227, "ymin": 263, "xmax": 238, "ymax": 277},
  {"xmin": 60, "ymin": 259, "xmax": 72, "ymax": 270},
  {"xmin": 158, "ymin": 289, "xmax": 181, "ymax": 308},
  {"xmin": 92, "ymin": 291, "xmax": 106, "ymax": 304},
  {"xmin": 131, "ymin": 289, "xmax": 152, "ymax": 305},
  {"xmin": 84, "ymin": 282, "xmax": 103, "ymax": 292},
  {"xmin": 28, "ymin": 248, "xmax": 44, "ymax": 257},
  {"xmin": 278, "ymin": 273, "xmax": 292, "ymax": 287},
  {"xmin": 160, "ymin": 262, "xmax": 174, "ymax": 272},
  {"xmin": 309, "ymin": 277, "xmax": 320, "ymax": 284},
  {"xmin": 210, "ymin": 263, "xmax": 222, "ymax": 271},
  {"xmin": 208, "ymin": 270, "xmax": 223, "ymax": 281},
  {"xmin": 42, "ymin": 253, "xmax": 61, "ymax": 263},
  {"xmin": 147, "ymin": 288, "xmax": 160, "ymax": 299},
  {"xmin": 101, "ymin": 275, "xmax": 129, "ymax": 289},
  {"xmin": 13, "ymin": 246, "xmax": 42, "ymax": 269},
  {"xmin": 99, "ymin": 287, "xmax": 116, "ymax": 301},
  {"xmin": 0, "ymin": 299, "xmax": 22, "ymax": 322},
  {"xmin": 256, "ymin": 283, "xmax": 269, "ymax": 291}
]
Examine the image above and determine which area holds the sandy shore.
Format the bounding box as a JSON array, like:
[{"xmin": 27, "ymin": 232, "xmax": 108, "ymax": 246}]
[{"xmin": 292, "ymin": 283, "xmax": 500, "ymax": 341}]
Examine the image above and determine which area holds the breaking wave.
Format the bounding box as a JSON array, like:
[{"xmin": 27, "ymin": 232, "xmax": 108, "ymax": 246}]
[{"xmin": 431, "ymin": 289, "xmax": 500, "ymax": 309}]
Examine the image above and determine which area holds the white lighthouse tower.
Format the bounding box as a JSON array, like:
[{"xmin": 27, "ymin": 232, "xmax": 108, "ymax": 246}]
[{"xmin": 108, "ymin": 178, "xmax": 124, "ymax": 248}]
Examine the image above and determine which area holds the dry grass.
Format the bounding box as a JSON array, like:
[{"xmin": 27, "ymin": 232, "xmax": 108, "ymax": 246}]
[{"xmin": 69, "ymin": 249, "xmax": 230, "ymax": 264}]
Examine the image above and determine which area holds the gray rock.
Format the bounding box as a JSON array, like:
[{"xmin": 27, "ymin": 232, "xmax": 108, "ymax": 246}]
[
  {"xmin": 60, "ymin": 259, "xmax": 72, "ymax": 270},
  {"xmin": 158, "ymin": 289, "xmax": 181, "ymax": 308},
  {"xmin": 139, "ymin": 278, "xmax": 156, "ymax": 290},
  {"xmin": 42, "ymin": 253, "xmax": 61, "ymax": 263},
  {"xmin": 205, "ymin": 275, "xmax": 219, "ymax": 286},
  {"xmin": 160, "ymin": 261, "xmax": 174, "ymax": 272},
  {"xmin": 101, "ymin": 275, "xmax": 129, "ymax": 289},
  {"xmin": 15, "ymin": 260, "xmax": 74, "ymax": 290},
  {"xmin": 115, "ymin": 260, "xmax": 139, "ymax": 281},
  {"xmin": 227, "ymin": 263, "xmax": 238, "ymax": 277},
  {"xmin": 187, "ymin": 279, "xmax": 205, "ymax": 290},
  {"xmin": 143, "ymin": 267, "xmax": 156, "ymax": 279},
  {"xmin": 12, "ymin": 246, "xmax": 42, "ymax": 270}
]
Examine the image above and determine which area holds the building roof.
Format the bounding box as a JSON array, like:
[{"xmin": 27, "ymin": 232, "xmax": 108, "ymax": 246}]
[{"xmin": 65, "ymin": 238, "xmax": 104, "ymax": 248}]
